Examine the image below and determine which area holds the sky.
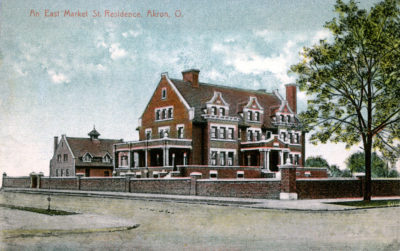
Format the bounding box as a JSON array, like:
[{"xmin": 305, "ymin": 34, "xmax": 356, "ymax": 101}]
[{"xmin": 1, "ymin": 0, "xmax": 396, "ymax": 177}]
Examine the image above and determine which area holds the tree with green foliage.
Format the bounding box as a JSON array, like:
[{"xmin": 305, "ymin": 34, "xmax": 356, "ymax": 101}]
[
  {"xmin": 346, "ymin": 151, "xmax": 389, "ymax": 177},
  {"xmin": 290, "ymin": 0, "xmax": 400, "ymax": 200},
  {"xmin": 305, "ymin": 156, "xmax": 330, "ymax": 168}
]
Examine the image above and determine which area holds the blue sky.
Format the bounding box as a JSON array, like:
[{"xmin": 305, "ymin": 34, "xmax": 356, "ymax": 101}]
[{"xmin": 1, "ymin": 0, "xmax": 392, "ymax": 176}]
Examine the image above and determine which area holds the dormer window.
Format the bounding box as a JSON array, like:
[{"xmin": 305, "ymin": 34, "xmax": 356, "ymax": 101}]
[
  {"xmin": 211, "ymin": 107, "xmax": 217, "ymax": 115},
  {"xmin": 83, "ymin": 153, "xmax": 92, "ymax": 162},
  {"xmin": 247, "ymin": 111, "xmax": 252, "ymax": 120},
  {"xmin": 103, "ymin": 154, "xmax": 111, "ymax": 163},
  {"xmin": 219, "ymin": 108, "xmax": 225, "ymax": 116},
  {"xmin": 161, "ymin": 88, "xmax": 167, "ymax": 99},
  {"xmin": 287, "ymin": 115, "xmax": 291, "ymax": 123},
  {"xmin": 255, "ymin": 112, "xmax": 260, "ymax": 121},
  {"xmin": 280, "ymin": 115, "xmax": 285, "ymax": 122}
]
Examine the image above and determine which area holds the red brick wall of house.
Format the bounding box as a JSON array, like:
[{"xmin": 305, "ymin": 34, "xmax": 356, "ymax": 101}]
[
  {"xmin": 129, "ymin": 178, "xmax": 191, "ymax": 195},
  {"xmin": 139, "ymin": 77, "xmax": 192, "ymax": 141},
  {"xmin": 196, "ymin": 180, "xmax": 280, "ymax": 199},
  {"xmin": 75, "ymin": 167, "xmax": 113, "ymax": 177}
]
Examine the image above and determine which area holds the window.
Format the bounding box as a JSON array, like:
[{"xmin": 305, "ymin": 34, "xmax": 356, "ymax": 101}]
[
  {"xmin": 255, "ymin": 131, "xmax": 261, "ymax": 141},
  {"xmin": 145, "ymin": 129, "xmax": 152, "ymax": 140},
  {"xmin": 255, "ymin": 112, "xmax": 260, "ymax": 121},
  {"xmin": 266, "ymin": 131, "xmax": 272, "ymax": 139},
  {"xmin": 210, "ymin": 170, "xmax": 218, "ymax": 179},
  {"xmin": 219, "ymin": 107, "xmax": 225, "ymax": 116},
  {"xmin": 220, "ymin": 152, "xmax": 226, "ymax": 166},
  {"xmin": 247, "ymin": 130, "xmax": 253, "ymax": 141},
  {"xmin": 237, "ymin": 171, "xmax": 244, "ymax": 178},
  {"xmin": 247, "ymin": 111, "xmax": 252, "ymax": 120},
  {"xmin": 295, "ymin": 134, "xmax": 300, "ymax": 143},
  {"xmin": 289, "ymin": 133, "xmax": 293, "ymax": 143},
  {"xmin": 295, "ymin": 155, "xmax": 300, "ymax": 165},
  {"xmin": 280, "ymin": 115, "xmax": 285, "ymax": 122},
  {"xmin": 56, "ymin": 169, "xmax": 59, "ymax": 177},
  {"xmin": 83, "ymin": 153, "xmax": 92, "ymax": 162},
  {"xmin": 219, "ymin": 127, "xmax": 226, "ymax": 139},
  {"xmin": 121, "ymin": 155, "xmax": 128, "ymax": 166},
  {"xmin": 211, "ymin": 107, "xmax": 217, "ymax": 115},
  {"xmin": 228, "ymin": 152, "xmax": 234, "ymax": 166},
  {"xmin": 287, "ymin": 115, "xmax": 291, "ymax": 123},
  {"xmin": 63, "ymin": 154, "xmax": 68, "ymax": 162},
  {"xmin": 177, "ymin": 126, "xmax": 184, "ymax": 139},
  {"xmin": 103, "ymin": 154, "xmax": 111, "ymax": 163},
  {"xmin": 211, "ymin": 151, "xmax": 217, "ymax": 165},
  {"xmin": 211, "ymin": 127, "xmax": 217, "ymax": 139},
  {"xmin": 289, "ymin": 154, "xmax": 294, "ymax": 164},
  {"xmin": 66, "ymin": 169, "xmax": 69, "ymax": 176},
  {"xmin": 158, "ymin": 127, "xmax": 170, "ymax": 138},
  {"xmin": 155, "ymin": 107, "xmax": 173, "ymax": 121},
  {"xmin": 167, "ymin": 108, "xmax": 172, "ymax": 118},
  {"xmin": 57, "ymin": 154, "xmax": 61, "ymax": 162},
  {"xmin": 61, "ymin": 169, "xmax": 64, "ymax": 177},
  {"xmin": 161, "ymin": 88, "xmax": 167, "ymax": 99},
  {"xmin": 228, "ymin": 128, "xmax": 234, "ymax": 139},
  {"xmin": 281, "ymin": 132, "xmax": 286, "ymax": 141}
]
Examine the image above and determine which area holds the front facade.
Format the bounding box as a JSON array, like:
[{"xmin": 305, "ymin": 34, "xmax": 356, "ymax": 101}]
[
  {"xmin": 50, "ymin": 128, "xmax": 123, "ymax": 177},
  {"xmin": 114, "ymin": 70, "xmax": 305, "ymax": 178}
]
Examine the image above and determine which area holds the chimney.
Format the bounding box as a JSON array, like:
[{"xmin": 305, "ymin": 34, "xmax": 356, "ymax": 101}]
[
  {"xmin": 182, "ymin": 69, "xmax": 200, "ymax": 88},
  {"xmin": 54, "ymin": 136, "xmax": 58, "ymax": 154},
  {"xmin": 285, "ymin": 84, "xmax": 297, "ymax": 114}
]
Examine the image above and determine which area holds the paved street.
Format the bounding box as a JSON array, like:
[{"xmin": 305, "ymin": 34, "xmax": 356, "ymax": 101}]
[{"xmin": 1, "ymin": 190, "xmax": 399, "ymax": 250}]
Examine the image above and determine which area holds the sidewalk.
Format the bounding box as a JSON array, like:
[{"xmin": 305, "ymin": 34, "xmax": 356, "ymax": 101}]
[{"xmin": 2, "ymin": 187, "xmax": 399, "ymax": 211}]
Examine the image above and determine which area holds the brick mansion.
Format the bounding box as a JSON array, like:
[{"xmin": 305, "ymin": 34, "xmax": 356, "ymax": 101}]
[{"xmin": 50, "ymin": 69, "xmax": 307, "ymax": 179}]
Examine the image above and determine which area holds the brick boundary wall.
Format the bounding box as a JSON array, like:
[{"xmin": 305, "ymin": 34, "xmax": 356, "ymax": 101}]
[
  {"xmin": 196, "ymin": 179, "xmax": 280, "ymax": 199},
  {"xmin": 2, "ymin": 176, "xmax": 31, "ymax": 188},
  {"xmin": 296, "ymin": 168, "xmax": 328, "ymax": 178},
  {"xmin": 80, "ymin": 177, "xmax": 126, "ymax": 192},
  {"xmin": 2, "ymin": 171, "xmax": 400, "ymax": 200},
  {"xmin": 40, "ymin": 177, "xmax": 77, "ymax": 190}
]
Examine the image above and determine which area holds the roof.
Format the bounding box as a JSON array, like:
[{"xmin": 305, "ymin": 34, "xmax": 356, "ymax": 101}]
[
  {"xmin": 65, "ymin": 137, "xmax": 123, "ymax": 165},
  {"xmin": 171, "ymin": 79, "xmax": 281, "ymax": 128}
]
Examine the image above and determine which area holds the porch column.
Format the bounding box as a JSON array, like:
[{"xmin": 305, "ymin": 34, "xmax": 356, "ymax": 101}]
[
  {"xmin": 280, "ymin": 151, "xmax": 284, "ymax": 165},
  {"xmin": 164, "ymin": 148, "xmax": 169, "ymax": 167},
  {"xmin": 264, "ymin": 150, "xmax": 270, "ymax": 171},
  {"xmin": 145, "ymin": 149, "xmax": 148, "ymax": 168}
]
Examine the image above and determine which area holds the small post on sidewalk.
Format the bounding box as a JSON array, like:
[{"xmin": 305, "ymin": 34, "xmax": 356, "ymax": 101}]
[
  {"xmin": 279, "ymin": 164, "xmax": 298, "ymax": 200},
  {"xmin": 190, "ymin": 172, "xmax": 202, "ymax": 196}
]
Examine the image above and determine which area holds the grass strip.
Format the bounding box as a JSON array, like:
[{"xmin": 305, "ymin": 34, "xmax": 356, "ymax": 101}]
[
  {"xmin": 327, "ymin": 199, "xmax": 400, "ymax": 208},
  {"xmin": 0, "ymin": 203, "xmax": 77, "ymax": 215}
]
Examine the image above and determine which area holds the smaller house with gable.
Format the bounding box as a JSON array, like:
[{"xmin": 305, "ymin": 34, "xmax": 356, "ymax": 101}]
[{"xmin": 49, "ymin": 128, "xmax": 123, "ymax": 177}]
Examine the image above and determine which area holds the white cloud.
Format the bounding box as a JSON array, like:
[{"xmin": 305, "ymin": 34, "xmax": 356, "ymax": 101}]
[
  {"xmin": 311, "ymin": 29, "xmax": 332, "ymax": 44},
  {"xmin": 96, "ymin": 64, "xmax": 106, "ymax": 71},
  {"xmin": 122, "ymin": 29, "xmax": 141, "ymax": 38},
  {"xmin": 109, "ymin": 43, "xmax": 127, "ymax": 60},
  {"xmin": 253, "ymin": 29, "xmax": 270, "ymax": 41},
  {"xmin": 47, "ymin": 70, "xmax": 70, "ymax": 84},
  {"xmin": 212, "ymin": 39, "xmax": 301, "ymax": 84}
]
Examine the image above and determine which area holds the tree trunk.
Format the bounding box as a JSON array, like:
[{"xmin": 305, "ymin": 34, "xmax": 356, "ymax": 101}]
[{"xmin": 364, "ymin": 137, "xmax": 372, "ymax": 201}]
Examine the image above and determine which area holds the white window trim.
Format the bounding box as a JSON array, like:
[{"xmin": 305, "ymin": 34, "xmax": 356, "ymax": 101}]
[
  {"xmin": 155, "ymin": 106, "xmax": 174, "ymax": 121},
  {"xmin": 145, "ymin": 128, "xmax": 152, "ymax": 140},
  {"xmin": 82, "ymin": 152, "xmax": 93, "ymax": 162},
  {"xmin": 209, "ymin": 123, "xmax": 236, "ymax": 141},
  {"xmin": 161, "ymin": 87, "xmax": 167, "ymax": 99}
]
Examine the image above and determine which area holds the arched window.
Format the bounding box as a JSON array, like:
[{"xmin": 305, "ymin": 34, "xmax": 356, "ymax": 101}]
[
  {"xmin": 211, "ymin": 107, "xmax": 217, "ymax": 115},
  {"xmin": 219, "ymin": 107, "xmax": 225, "ymax": 116}
]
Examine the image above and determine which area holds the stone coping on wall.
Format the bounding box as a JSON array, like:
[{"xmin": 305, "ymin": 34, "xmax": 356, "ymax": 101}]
[
  {"xmin": 296, "ymin": 178, "xmax": 358, "ymax": 181},
  {"xmin": 197, "ymin": 178, "xmax": 280, "ymax": 182}
]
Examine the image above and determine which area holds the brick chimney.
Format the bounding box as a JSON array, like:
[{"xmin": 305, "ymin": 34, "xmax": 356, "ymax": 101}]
[
  {"xmin": 285, "ymin": 84, "xmax": 297, "ymax": 114},
  {"xmin": 182, "ymin": 69, "xmax": 200, "ymax": 88},
  {"xmin": 54, "ymin": 136, "xmax": 58, "ymax": 154}
]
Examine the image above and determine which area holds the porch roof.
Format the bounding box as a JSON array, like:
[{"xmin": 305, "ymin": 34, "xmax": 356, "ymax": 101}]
[{"xmin": 115, "ymin": 138, "xmax": 192, "ymax": 151}]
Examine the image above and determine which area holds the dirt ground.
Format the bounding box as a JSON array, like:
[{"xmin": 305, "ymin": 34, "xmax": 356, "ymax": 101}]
[{"xmin": 0, "ymin": 191, "xmax": 399, "ymax": 250}]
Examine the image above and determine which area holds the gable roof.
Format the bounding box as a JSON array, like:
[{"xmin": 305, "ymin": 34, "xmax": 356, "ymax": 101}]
[
  {"xmin": 170, "ymin": 79, "xmax": 281, "ymax": 128},
  {"xmin": 65, "ymin": 137, "xmax": 123, "ymax": 166}
]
